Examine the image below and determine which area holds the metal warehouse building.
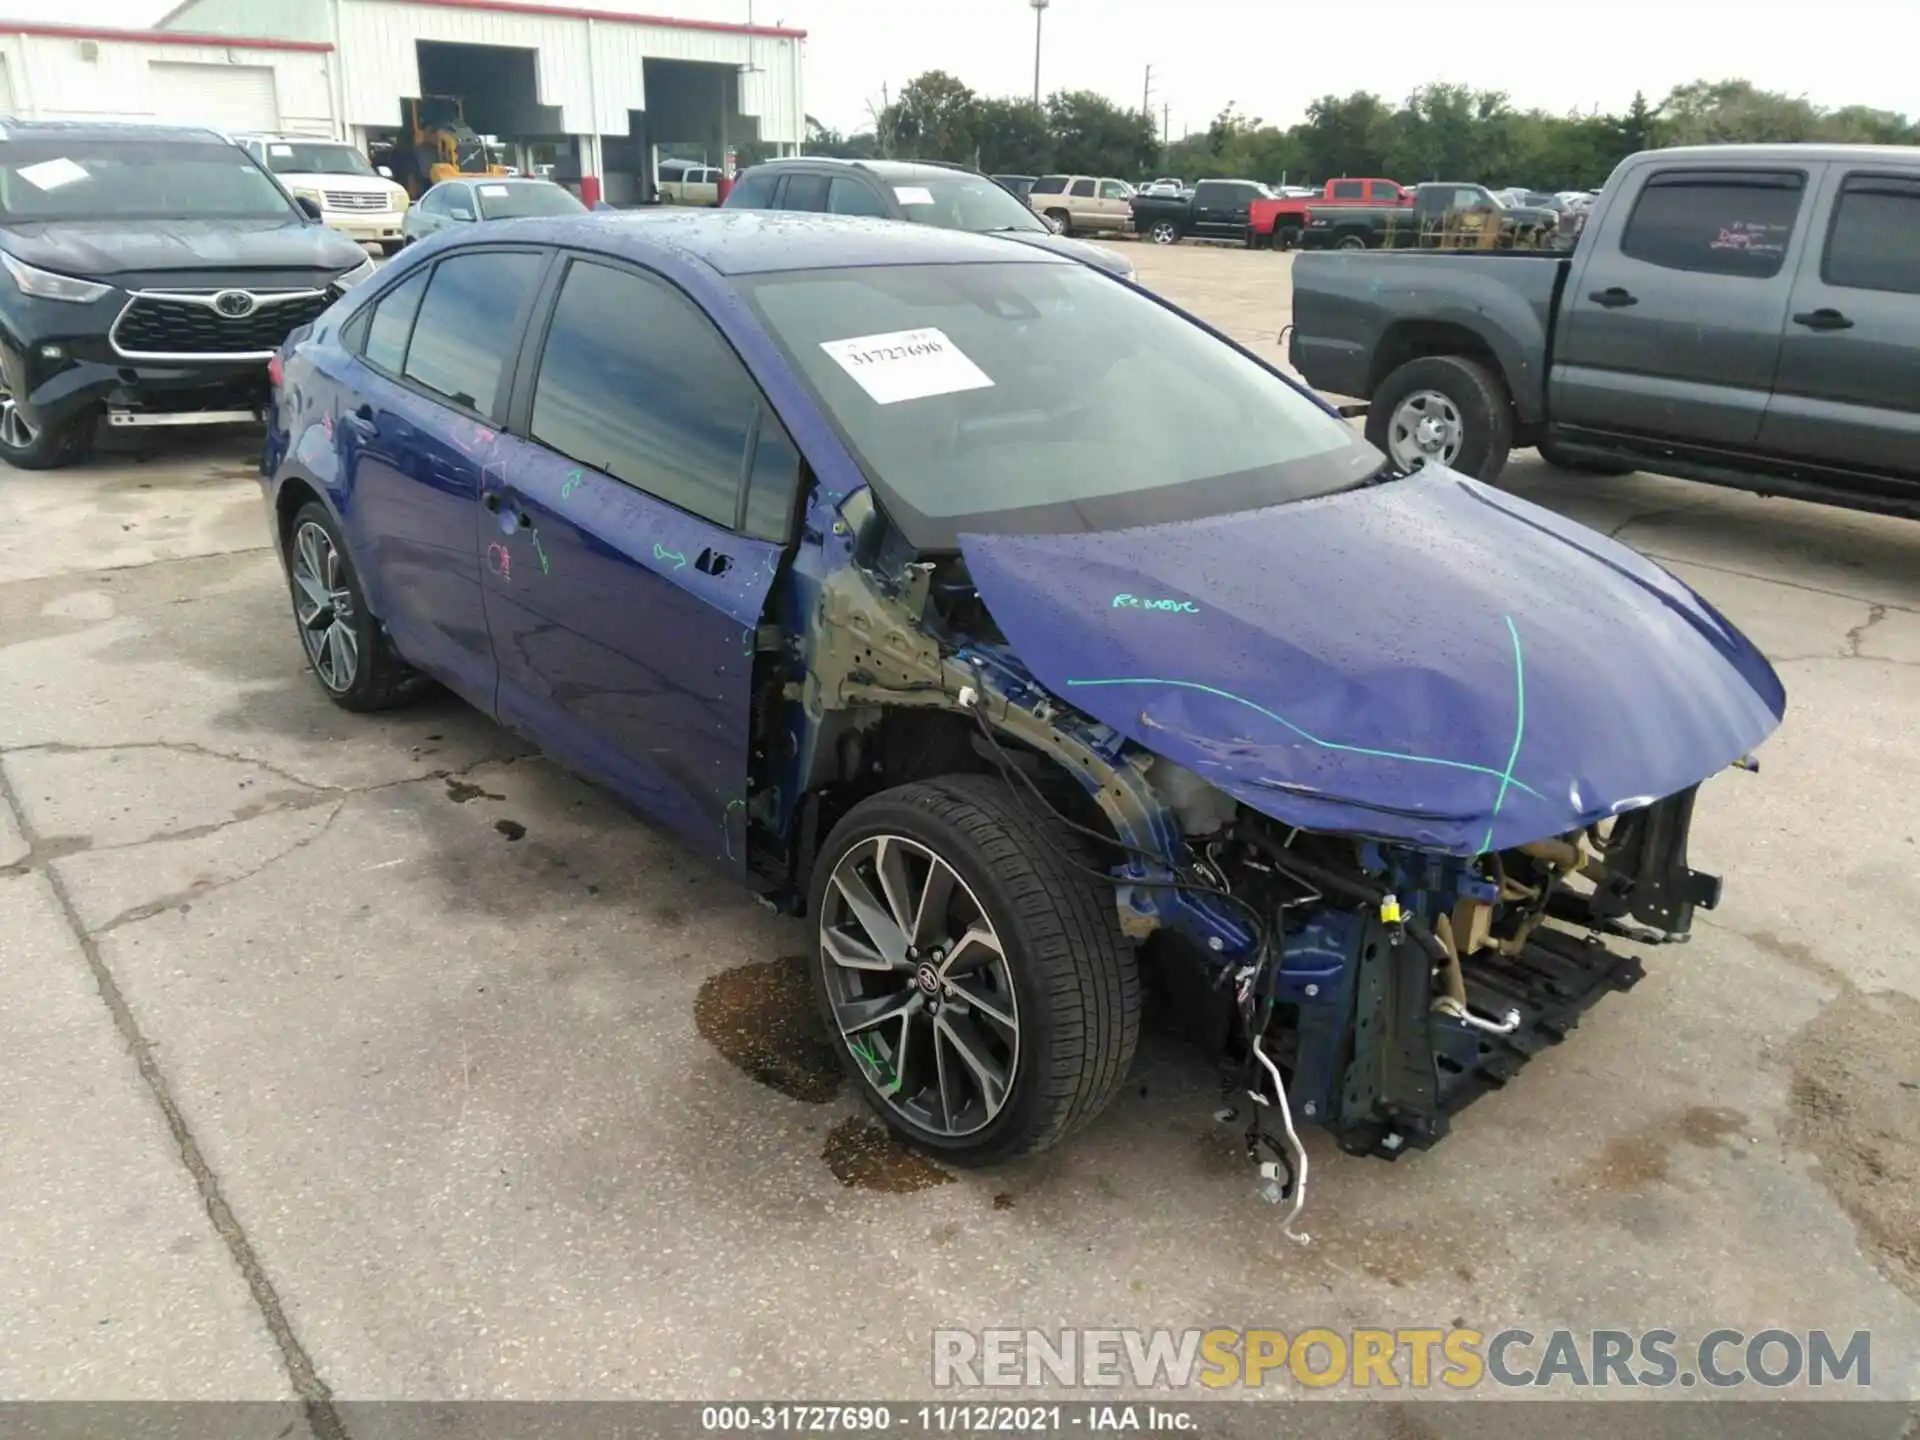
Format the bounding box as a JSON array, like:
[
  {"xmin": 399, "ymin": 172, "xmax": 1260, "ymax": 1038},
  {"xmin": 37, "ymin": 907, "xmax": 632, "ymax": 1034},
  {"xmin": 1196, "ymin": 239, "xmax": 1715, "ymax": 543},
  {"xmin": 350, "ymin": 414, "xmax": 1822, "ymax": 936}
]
[{"xmin": 0, "ymin": 1, "xmax": 806, "ymax": 205}]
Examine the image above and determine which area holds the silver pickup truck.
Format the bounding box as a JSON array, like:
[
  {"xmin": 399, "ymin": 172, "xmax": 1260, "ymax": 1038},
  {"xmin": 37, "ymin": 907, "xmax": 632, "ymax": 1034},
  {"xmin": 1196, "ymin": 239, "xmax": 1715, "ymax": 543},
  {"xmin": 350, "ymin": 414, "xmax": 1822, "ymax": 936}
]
[{"xmin": 1287, "ymin": 143, "xmax": 1920, "ymax": 519}]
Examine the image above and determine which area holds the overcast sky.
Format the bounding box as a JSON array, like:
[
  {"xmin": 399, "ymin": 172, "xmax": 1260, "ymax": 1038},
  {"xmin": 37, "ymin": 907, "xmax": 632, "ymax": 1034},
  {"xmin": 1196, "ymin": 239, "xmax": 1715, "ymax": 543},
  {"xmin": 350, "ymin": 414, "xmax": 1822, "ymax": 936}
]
[{"xmin": 20, "ymin": 0, "xmax": 1911, "ymax": 136}]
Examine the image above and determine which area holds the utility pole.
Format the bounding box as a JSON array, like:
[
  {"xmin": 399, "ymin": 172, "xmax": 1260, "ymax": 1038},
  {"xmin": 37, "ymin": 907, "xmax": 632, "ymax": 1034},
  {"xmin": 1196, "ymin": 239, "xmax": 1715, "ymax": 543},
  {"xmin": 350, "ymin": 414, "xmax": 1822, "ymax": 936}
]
[
  {"xmin": 1142, "ymin": 63, "xmax": 1154, "ymax": 120},
  {"xmin": 1029, "ymin": 0, "xmax": 1049, "ymax": 107},
  {"xmin": 1162, "ymin": 102, "xmax": 1170, "ymax": 149}
]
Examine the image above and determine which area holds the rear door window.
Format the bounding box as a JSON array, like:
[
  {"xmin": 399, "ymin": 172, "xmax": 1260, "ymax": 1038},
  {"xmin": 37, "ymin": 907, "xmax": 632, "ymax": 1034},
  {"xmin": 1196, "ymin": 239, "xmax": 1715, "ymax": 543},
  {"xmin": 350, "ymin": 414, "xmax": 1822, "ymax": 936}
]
[
  {"xmin": 401, "ymin": 250, "xmax": 545, "ymax": 418},
  {"xmin": 1069, "ymin": 178, "xmax": 1095, "ymax": 198},
  {"xmin": 529, "ymin": 258, "xmax": 757, "ymax": 529},
  {"xmin": 780, "ymin": 173, "xmax": 830, "ymax": 212},
  {"xmin": 1821, "ymin": 173, "xmax": 1920, "ymax": 295},
  {"xmin": 1619, "ymin": 170, "xmax": 1805, "ymax": 279}
]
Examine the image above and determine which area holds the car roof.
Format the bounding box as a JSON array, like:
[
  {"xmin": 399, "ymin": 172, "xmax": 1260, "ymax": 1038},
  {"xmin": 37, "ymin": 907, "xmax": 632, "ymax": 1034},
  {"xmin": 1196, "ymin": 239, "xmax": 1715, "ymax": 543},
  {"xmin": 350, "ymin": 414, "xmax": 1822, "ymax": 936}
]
[
  {"xmin": 452, "ymin": 209, "xmax": 1068, "ymax": 277},
  {"xmin": 0, "ymin": 117, "xmax": 230, "ymax": 144},
  {"xmin": 747, "ymin": 156, "xmax": 984, "ymax": 184}
]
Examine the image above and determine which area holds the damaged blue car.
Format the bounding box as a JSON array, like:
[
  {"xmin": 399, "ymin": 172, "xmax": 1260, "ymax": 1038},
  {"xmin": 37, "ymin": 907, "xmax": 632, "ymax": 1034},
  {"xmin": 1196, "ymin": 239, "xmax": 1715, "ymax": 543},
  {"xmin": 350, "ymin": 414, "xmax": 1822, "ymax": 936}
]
[{"xmin": 263, "ymin": 212, "xmax": 1785, "ymax": 1227}]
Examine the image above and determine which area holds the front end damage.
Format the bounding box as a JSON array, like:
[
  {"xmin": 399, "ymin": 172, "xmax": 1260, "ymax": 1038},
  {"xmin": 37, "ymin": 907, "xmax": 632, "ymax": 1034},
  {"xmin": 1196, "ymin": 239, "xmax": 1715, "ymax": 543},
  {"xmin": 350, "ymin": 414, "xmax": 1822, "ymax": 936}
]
[{"xmin": 755, "ymin": 475, "xmax": 1782, "ymax": 1235}]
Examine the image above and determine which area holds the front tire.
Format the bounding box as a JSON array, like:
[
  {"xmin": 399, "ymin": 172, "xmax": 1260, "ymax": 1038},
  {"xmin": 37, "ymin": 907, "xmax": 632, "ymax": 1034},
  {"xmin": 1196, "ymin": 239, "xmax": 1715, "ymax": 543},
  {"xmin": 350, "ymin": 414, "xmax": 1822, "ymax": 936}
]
[
  {"xmin": 808, "ymin": 774, "xmax": 1141, "ymax": 1165},
  {"xmin": 0, "ymin": 392, "xmax": 91, "ymax": 471},
  {"xmin": 284, "ymin": 501, "xmax": 418, "ymax": 712},
  {"xmin": 1148, "ymin": 219, "xmax": 1181, "ymax": 245},
  {"xmin": 1366, "ymin": 354, "xmax": 1514, "ymax": 481}
]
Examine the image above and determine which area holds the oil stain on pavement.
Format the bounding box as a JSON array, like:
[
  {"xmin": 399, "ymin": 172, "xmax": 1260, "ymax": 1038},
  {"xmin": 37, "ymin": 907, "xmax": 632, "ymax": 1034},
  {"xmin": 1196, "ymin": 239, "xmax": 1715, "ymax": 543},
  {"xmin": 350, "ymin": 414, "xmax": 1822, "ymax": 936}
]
[
  {"xmin": 694, "ymin": 956, "xmax": 842, "ymax": 1104},
  {"xmin": 823, "ymin": 1117, "xmax": 954, "ymax": 1194},
  {"xmin": 1786, "ymin": 987, "xmax": 1920, "ymax": 1299}
]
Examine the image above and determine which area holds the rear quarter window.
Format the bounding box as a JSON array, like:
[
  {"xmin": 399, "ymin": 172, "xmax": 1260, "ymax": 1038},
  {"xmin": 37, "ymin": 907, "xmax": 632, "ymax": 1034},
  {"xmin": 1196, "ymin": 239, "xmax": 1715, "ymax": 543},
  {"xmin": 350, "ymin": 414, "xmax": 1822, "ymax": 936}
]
[
  {"xmin": 1030, "ymin": 176, "xmax": 1067, "ymax": 195},
  {"xmin": 1619, "ymin": 170, "xmax": 1805, "ymax": 279}
]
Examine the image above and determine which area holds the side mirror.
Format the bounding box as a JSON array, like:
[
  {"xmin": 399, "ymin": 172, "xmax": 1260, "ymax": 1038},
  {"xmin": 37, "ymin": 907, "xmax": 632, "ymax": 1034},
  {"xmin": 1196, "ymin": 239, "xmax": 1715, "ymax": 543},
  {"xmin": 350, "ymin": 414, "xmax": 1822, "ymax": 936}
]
[
  {"xmin": 297, "ymin": 195, "xmax": 324, "ymax": 221},
  {"xmin": 376, "ymin": 165, "xmax": 394, "ymax": 179}
]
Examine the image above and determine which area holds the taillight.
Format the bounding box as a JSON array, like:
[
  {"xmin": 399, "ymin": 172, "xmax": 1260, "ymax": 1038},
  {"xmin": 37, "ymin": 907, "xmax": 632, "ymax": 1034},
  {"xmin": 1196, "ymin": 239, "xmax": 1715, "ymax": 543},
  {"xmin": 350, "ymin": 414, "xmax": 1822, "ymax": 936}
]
[{"xmin": 267, "ymin": 354, "xmax": 284, "ymax": 388}]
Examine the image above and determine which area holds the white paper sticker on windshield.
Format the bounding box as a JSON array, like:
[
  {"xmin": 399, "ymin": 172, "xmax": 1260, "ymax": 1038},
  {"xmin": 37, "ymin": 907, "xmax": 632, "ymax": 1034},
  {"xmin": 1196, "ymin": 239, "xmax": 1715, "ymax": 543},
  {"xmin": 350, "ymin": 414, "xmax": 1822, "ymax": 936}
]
[
  {"xmin": 16, "ymin": 157, "xmax": 89, "ymax": 191},
  {"xmin": 479, "ymin": 184, "xmax": 509, "ymax": 197},
  {"xmin": 270, "ymin": 143, "xmax": 294, "ymax": 156},
  {"xmin": 820, "ymin": 328, "xmax": 993, "ymax": 406},
  {"xmin": 893, "ymin": 185, "xmax": 935, "ymax": 206}
]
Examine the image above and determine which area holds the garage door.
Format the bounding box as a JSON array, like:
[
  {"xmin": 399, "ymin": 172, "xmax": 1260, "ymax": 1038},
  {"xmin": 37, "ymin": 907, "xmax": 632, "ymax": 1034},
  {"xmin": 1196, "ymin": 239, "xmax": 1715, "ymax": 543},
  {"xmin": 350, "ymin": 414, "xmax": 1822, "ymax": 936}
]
[{"xmin": 148, "ymin": 62, "xmax": 280, "ymax": 132}]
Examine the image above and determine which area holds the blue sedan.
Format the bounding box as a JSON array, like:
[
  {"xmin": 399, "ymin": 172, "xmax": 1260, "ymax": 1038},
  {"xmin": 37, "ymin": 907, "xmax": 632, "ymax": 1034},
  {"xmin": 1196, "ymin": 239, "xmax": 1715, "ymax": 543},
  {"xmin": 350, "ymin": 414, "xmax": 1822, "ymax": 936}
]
[{"xmin": 263, "ymin": 211, "xmax": 1782, "ymax": 1215}]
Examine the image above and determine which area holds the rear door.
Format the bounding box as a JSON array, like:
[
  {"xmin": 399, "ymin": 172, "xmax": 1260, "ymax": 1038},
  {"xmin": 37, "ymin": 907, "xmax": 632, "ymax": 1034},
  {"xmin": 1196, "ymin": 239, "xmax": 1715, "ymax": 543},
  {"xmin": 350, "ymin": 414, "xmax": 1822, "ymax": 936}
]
[
  {"xmin": 339, "ymin": 247, "xmax": 548, "ymax": 708},
  {"xmin": 1552, "ymin": 165, "xmax": 1814, "ymax": 448},
  {"xmin": 1190, "ymin": 181, "xmax": 1234, "ymax": 236},
  {"xmin": 1067, "ymin": 177, "xmax": 1097, "ymax": 229},
  {"xmin": 1758, "ymin": 167, "xmax": 1920, "ymax": 484},
  {"xmin": 480, "ymin": 253, "xmax": 796, "ymax": 868}
]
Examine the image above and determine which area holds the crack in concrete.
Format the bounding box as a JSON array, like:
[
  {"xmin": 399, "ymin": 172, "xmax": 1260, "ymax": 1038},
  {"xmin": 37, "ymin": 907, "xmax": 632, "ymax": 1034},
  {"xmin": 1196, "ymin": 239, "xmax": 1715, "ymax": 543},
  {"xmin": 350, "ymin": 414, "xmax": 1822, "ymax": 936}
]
[
  {"xmin": 0, "ymin": 543, "xmax": 274, "ymax": 592},
  {"xmin": 1845, "ymin": 602, "xmax": 1889, "ymax": 658},
  {"xmin": 1605, "ymin": 499, "xmax": 1716, "ymax": 540},
  {"xmin": 0, "ymin": 763, "xmax": 347, "ymax": 1440},
  {"xmin": 1637, "ymin": 550, "xmax": 1917, "ymax": 614},
  {"xmin": 90, "ymin": 800, "xmax": 347, "ymax": 937}
]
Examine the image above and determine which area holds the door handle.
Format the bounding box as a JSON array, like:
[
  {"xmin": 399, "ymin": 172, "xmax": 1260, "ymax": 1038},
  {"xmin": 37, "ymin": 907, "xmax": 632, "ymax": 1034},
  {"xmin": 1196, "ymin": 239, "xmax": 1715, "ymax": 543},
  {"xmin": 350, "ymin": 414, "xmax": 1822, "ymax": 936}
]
[
  {"xmin": 515, "ymin": 510, "xmax": 533, "ymax": 531},
  {"xmin": 1792, "ymin": 308, "xmax": 1854, "ymax": 331},
  {"xmin": 1589, "ymin": 287, "xmax": 1638, "ymax": 308},
  {"xmin": 695, "ymin": 547, "xmax": 733, "ymax": 577},
  {"xmin": 481, "ymin": 492, "xmax": 502, "ymax": 513}
]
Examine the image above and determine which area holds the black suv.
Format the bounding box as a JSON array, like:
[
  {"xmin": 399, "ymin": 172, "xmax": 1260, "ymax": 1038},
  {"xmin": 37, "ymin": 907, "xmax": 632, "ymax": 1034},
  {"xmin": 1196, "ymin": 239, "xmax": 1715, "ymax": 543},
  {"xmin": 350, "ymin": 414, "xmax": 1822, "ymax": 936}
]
[
  {"xmin": 0, "ymin": 120, "xmax": 375, "ymax": 469},
  {"xmin": 723, "ymin": 157, "xmax": 1135, "ymax": 281}
]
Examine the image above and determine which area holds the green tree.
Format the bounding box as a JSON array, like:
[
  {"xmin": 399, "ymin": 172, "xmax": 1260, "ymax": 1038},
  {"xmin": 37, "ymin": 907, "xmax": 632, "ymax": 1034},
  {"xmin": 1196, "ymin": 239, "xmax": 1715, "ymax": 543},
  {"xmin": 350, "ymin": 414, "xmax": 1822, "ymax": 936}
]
[
  {"xmin": 1296, "ymin": 92, "xmax": 1395, "ymax": 182},
  {"xmin": 879, "ymin": 70, "xmax": 980, "ymax": 163},
  {"xmin": 1045, "ymin": 89, "xmax": 1159, "ymax": 178},
  {"xmin": 971, "ymin": 97, "xmax": 1053, "ymax": 174}
]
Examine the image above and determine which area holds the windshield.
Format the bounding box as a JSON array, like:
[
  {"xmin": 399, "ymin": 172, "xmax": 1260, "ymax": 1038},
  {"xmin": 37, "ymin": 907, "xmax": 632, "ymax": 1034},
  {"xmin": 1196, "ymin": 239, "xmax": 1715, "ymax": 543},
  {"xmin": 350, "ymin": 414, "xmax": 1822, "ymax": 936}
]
[
  {"xmin": 476, "ymin": 182, "xmax": 585, "ymax": 219},
  {"xmin": 892, "ymin": 173, "xmax": 1048, "ymax": 234},
  {"xmin": 741, "ymin": 261, "xmax": 1379, "ymax": 547},
  {"xmin": 0, "ymin": 138, "xmax": 297, "ymax": 222},
  {"xmin": 261, "ymin": 142, "xmax": 375, "ymax": 177}
]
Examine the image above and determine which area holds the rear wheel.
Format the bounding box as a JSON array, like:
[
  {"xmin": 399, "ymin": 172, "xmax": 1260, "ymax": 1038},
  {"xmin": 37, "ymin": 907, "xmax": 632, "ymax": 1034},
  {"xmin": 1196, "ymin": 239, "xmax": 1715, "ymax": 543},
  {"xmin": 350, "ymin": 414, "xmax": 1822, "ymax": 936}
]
[
  {"xmin": 1336, "ymin": 232, "xmax": 1368, "ymax": 251},
  {"xmin": 1367, "ymin": 354, "xmax": 1514, "ymax": 481},
  {"xmin": 1045, "ymin": 208, "xmax": 1072, "ymax": 236},
  {"xmin": 0, "ymin": 389, "xmax": 91, "ymax": 471},
  {"xmin": 808, "ymin": 774, "xmax": 1140, "ymax": 1165},
  {"xmin": 285, "ymin": 501, "xmax": 419, "ymax": 712},
  {"xmin": 1275, "ymin": 224, "xmax": 1302, "ymax": 252}
]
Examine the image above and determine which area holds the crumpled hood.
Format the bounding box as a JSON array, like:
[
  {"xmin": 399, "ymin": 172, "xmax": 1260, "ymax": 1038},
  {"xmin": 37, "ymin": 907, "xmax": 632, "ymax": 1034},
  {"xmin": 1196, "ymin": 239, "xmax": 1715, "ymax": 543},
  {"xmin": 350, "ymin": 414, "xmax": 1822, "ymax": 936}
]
[
  {"xmin": 0, "ymin": 218, "xmax": 366, "ymax": 278},
  {"xmin": 959, "ymin": 470, "xmax": 1785, "ymax": 855}
]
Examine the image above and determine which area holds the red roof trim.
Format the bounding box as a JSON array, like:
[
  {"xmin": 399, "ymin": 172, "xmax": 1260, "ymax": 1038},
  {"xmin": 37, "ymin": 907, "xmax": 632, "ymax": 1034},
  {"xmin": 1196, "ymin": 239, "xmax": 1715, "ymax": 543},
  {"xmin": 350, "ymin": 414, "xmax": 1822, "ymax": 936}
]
[
  {"xmin": 364, "ymin": 0, "xmax": 805, "ymax": 38},
  {"xmin": 5, "ymin": 20, "xmax": 334, "ymax": 53}
]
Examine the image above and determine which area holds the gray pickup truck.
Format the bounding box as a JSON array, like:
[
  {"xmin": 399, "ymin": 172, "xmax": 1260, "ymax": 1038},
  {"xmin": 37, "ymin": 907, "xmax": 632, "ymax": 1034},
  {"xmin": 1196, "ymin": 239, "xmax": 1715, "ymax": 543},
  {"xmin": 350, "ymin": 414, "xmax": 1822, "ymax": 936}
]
[{"xmin": 1288, "ymin": 143, "xmax": 1920, "ymax": 519}]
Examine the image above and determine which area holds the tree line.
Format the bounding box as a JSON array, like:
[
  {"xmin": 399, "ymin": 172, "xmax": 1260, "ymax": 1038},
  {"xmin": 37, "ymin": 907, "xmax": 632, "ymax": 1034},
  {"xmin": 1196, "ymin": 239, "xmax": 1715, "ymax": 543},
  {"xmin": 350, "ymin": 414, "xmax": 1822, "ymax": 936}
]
[{"xmin": 796, "ymin": 74, "xmax": 1920, "ymax": 191}]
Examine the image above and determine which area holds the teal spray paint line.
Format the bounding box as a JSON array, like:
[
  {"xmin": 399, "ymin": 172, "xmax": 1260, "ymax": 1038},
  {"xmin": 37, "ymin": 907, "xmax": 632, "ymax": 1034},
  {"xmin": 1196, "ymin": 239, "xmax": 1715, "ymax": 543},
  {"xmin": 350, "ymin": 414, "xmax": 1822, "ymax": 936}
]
[
  {"xmin": 1478, "ymin": 615, "xmax": 1527, "ymax": 855},
  {"xmin": 654, "ymin": 543, "xmax": 687, "ymax": 571},
  {"xmin": 1063, "ymin": 661, "xmax": 1545, "ymax": 801}
]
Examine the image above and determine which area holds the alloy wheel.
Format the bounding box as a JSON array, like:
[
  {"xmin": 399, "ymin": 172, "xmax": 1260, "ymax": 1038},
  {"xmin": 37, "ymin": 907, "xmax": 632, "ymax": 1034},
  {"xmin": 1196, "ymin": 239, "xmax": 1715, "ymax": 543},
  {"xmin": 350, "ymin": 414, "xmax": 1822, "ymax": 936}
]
[
  {"xmin": 1151, "ymin": 221, "xmax": 1178, "ymax": 245},
  {"xmin": 1386, "ymin": 388, "xmax": 1464, "ymax": 471},
  {"xmin": 818, "ymin": 834, "xmax": 1021, "ymax": 1139},
  {"xmin": 0, "ymin": 390, "xmax": 38, "ymax": 450},
  {"xmin": 291, "ymin": 520, "xmax": 360, "ymax": 692}
]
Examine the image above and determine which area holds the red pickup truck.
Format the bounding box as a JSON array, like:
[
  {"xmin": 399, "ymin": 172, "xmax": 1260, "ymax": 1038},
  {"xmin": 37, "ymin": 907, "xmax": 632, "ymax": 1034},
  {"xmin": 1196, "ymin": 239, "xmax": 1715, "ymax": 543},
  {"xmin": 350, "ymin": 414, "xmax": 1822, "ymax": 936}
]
[{"xmin": 1252, "ymin": 177, "xmax": 1411, "ymax": 250}]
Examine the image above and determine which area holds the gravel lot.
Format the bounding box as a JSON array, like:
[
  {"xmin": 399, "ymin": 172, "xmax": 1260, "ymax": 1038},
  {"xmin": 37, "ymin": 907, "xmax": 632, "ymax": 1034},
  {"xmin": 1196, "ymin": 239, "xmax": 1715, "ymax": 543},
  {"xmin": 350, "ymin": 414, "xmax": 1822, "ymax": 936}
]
[{"xmin": 1, "ymin": 241, "xmax": 1916, "ymax": 1417}]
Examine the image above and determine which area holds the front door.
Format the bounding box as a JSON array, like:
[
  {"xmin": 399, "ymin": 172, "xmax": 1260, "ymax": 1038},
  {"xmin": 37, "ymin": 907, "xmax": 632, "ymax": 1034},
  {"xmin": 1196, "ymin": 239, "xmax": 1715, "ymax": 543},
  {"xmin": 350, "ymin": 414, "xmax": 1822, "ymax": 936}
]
[
  {"xmin": 340, "ymin": 247, "xmax": 547, "ymax": 707},
  {"xmin": 480, "ymin": 253, "xmax": 800, "ymax": 869},
  {"xmin": 1759, "ymin": 166, "xmax": 1920, "ymax": 486},
  {"xmin": 1553, "ymin": 165, "xmax": 1815, "ymax": 448}
]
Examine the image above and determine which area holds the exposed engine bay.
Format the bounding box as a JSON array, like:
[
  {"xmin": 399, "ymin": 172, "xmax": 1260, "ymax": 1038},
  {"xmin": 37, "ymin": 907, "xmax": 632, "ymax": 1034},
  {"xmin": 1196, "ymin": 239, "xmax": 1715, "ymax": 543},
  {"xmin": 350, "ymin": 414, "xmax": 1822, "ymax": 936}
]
[{"xmin": 748, "ymin": 481, "xmax": 1772, "ymax": 1236}]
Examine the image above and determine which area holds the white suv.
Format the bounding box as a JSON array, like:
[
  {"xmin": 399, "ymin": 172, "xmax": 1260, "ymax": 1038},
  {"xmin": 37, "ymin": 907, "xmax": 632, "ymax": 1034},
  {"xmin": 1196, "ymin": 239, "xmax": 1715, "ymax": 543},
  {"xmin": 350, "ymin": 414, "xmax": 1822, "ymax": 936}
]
[{"xmin": 237, "ymin": 136, "xmax": 409, "ymax": 254}]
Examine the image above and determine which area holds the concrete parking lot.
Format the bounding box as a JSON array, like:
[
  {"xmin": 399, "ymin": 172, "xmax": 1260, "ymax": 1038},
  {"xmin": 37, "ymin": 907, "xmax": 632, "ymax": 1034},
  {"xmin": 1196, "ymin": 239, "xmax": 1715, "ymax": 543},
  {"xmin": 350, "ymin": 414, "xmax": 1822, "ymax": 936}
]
[{"xmin": 1, "ymin": 243, "xmax": 1917, "ymax": 1416}]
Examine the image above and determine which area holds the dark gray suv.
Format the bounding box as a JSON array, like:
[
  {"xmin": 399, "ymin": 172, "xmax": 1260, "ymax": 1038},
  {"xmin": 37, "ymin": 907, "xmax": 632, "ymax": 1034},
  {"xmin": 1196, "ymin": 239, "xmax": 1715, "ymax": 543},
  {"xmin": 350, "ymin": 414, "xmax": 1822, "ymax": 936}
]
[{"xmin": 723, "ymin": 157, "xmax": 1136, "ymax": 281}]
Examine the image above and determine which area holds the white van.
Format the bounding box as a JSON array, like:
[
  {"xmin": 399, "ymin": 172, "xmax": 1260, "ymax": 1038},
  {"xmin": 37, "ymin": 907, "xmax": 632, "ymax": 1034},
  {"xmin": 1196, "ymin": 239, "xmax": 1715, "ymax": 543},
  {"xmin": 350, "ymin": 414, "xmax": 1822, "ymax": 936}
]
[{"xmin": 237, "ymin": 135, "xmax": 411, "ymax": 253}]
